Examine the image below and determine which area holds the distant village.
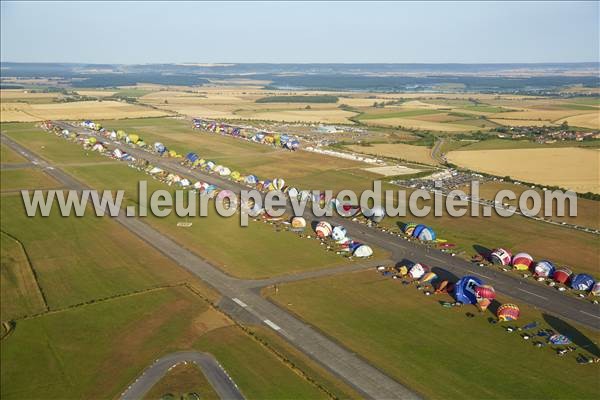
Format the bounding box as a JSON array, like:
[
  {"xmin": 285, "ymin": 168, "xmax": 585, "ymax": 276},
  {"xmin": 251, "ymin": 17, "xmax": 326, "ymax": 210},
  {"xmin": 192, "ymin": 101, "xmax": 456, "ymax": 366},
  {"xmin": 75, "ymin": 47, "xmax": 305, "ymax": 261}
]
[{"xmin": 494, "ymin": 124, "xmax": 600, "ymax": 144}]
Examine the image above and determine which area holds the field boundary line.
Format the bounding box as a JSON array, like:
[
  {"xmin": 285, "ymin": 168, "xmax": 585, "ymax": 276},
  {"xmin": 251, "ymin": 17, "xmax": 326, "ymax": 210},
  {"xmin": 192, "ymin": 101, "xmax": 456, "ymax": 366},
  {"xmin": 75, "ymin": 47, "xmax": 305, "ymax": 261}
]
[{"xmin": 0, "ymin": 229, "xmax": 50, "ymax": 312}]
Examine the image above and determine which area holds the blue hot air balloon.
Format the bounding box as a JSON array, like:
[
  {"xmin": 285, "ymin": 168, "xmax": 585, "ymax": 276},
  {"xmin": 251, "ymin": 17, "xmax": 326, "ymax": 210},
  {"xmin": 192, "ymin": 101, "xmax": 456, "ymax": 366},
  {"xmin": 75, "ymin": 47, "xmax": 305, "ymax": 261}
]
[
  {"xmin": 570, "ymin": 274, "xmax": 595, "ymax": 291},
  {"xmin": 454, "ymin": 276, "xmax": 483, "ymax": 305}
]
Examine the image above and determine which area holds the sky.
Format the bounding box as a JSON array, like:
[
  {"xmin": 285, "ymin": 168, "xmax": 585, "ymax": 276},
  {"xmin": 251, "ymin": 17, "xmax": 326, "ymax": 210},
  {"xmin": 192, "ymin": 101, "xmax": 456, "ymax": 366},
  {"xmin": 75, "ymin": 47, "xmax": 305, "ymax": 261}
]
[{"xmin": 1, "ymin": 1, "xmax": 598, "ymax": 64}]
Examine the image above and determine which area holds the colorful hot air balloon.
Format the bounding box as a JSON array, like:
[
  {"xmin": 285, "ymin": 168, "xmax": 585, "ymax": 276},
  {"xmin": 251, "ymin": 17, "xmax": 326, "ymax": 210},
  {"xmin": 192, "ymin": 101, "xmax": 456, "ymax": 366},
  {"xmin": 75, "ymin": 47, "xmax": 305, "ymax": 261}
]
[
  {"xmin": 244, "ymin": 175, "xmax": 258, "ymax": 185},
  {"xmin": 353, "ymin": 244, "xmax": 373, "ymax": 258},
  {"xmin": 409, "ymin": 263, "xmax": 429, "ymax": 280},
  {"xmin": 271, "ymin": 178, "xmax": 285, "ymax": 191},
  {"xmin": 403, "ymin": 223, "xmax": 417, "ymax": 236},
  {"xmin": 315, "ymin": 221, "xmax": 333, "ymax": 238},
  {"xmin": 419, "ymin": 272, "xmax": 438, "ymax": 285},
  {"xmin": 570, "ymin": 274, "xmax": 595, "ymax": 291},
  {"xmin": 475, "ymin": 284, "xmax": 496, "ymax": 300},
  {"xmin": 332, "ymin": 226, "xmax": 348, "ymax": 242},
  {"xmin": 512, "ymin": 252, "xmax": 534, "ymax": 271},
  {"xmin": 291, "ymin": 216, "xmax": 307, "ymax": 230},
  {"xmin": 454, "ymin": 276, "xmax": 483, "ymax": 304},
  {"xmin": 591, "ymin": 282, "xmax": 600, "ymax": 296},
  {"xmin": 553, "ymin": 267, "xmax": 572, "ymax": 284},
  {"xmin": 417, "ymin": 226, "xmax": 436, "ymax": 241},
  {"xmin": 533, "ymin": 260, "xmax": 555, "ymax": 278},
  {"xmin": 490, "ymin": 248, "xmax": 512, "ymax": 266},
  {"xmin": 497, "ymin": 304, "xmax": 520, "ymax": 322}
]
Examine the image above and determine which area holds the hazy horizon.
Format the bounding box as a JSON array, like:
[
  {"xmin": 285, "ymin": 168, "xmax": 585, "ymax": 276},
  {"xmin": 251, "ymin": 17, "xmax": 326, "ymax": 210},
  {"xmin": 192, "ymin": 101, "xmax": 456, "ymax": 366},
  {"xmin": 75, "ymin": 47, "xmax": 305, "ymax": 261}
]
[{"xmin": 1, "ymin": 1, "xmax": 598, "ymax": 64}]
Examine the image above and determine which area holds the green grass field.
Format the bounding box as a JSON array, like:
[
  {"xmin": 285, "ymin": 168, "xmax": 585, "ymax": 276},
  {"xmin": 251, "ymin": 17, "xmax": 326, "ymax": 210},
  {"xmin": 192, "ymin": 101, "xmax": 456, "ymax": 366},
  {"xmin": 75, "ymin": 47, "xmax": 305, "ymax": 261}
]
[
  {"xmin": 0, "ymin": 232, "xmax": 47, "ymax": 320},
  {"xmin": 65, "ymin": 163, "xmax": 356, "ymax": 279},
  {"xmin": 0, "ymin": 195, "xmax": 194, "ymax": 309},
  {"xmin": 267, "ymin": 270, "xmax": 600, "ymax": 399},
  {"xmin": 461, "ymin": 105, "xmax": 507, "ymax": 113},
  {"xmin": 1, "ymin": 144, "xmax": 27, "ymax": 164},
  {"xmin": 1, "ymin": 122, "xmax": 117, "ymax": 165},
  {"xmin": 1, "ymin": 286, "xmax": 330, "ymax": 400},
  {"xmin": 1, "ymin": 168, "xmax": 62, "ymax": 191}
]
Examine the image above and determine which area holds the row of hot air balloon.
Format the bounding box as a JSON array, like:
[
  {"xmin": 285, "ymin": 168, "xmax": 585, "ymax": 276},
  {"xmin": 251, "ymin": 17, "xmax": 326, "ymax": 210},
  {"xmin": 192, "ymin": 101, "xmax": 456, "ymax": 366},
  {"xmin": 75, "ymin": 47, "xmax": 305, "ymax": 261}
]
[
  {"xmin": 489, "ymin": 248, "xmax": 599, "ymax": 295},
  {"xmin": 313, "ymin": 220, "xmax": 374, "ymax": 258},
  {"xmin": 193, "ymin": 118, "xmax": 300, "ymax": 151}
]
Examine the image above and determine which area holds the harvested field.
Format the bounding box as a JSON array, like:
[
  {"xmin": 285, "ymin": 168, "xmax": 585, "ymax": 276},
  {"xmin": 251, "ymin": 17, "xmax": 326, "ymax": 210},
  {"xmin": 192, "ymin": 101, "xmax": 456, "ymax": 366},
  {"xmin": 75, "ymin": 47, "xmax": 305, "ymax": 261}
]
[
  {"xmin": 0, "ymin": 101, "xmax": 171, "ymax": 122},
  {"xmin": 363, "ymin": 117, "xmax": 477, "ymax": 132},
  {"xmin": 347, "ymin": 143, "xmax": 439, "ymax": 165},
  {"xmin": 0, "ymin": 90, "xmax": 61, "ymax": 101},
  {"xmin": 447, "ymin": 147, "xmax": 600, "ymax": 194},
  {"xmin": 488, "ymin": 118, "xmax": 558, "ymax": 127},
  {"xmin": 74, "ymin": 90, "xmax": 117, "ymax": 97},
  {"xmin": 556, "ymin": 112, "xmax": 600, "ymax": 130},
  {"xmin": 235, "ymin": 109, "xmax": 357, "ymax": 124}
]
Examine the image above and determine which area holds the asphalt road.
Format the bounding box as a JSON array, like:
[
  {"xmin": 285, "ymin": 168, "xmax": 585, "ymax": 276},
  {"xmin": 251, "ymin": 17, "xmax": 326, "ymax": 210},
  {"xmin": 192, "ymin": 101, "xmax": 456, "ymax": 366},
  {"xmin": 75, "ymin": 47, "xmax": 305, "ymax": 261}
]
[
  {"xmin": 2, "ymin": 133, "xmax": 420, "ymax": 399},
  {"xmin": 57, "ymin": 122, "xmax": 600, "ymax": 331},
  {"xmin": 119, "ymin": 351, "xmax": 244, "ymax": 400}
]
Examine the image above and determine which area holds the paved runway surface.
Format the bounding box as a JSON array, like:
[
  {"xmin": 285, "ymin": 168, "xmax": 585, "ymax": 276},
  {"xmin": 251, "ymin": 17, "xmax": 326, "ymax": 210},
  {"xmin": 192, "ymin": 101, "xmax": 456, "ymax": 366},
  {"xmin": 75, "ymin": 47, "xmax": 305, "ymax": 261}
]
[{"xmin": 119, "ymin": 351, "xmax": 244, "ymax": 400}]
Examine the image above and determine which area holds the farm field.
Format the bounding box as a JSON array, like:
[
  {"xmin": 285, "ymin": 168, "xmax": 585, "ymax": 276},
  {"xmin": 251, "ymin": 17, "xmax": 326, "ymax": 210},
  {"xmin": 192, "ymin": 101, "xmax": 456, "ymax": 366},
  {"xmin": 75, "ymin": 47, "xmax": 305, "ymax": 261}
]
[
  {"xmin": 454, "ymin": 138, "xmax": 600, "ymax": 151},
  {"xmin": 266, "ymin": 270, "xmax": 600, "ymax": 399},
  {"xmin": 358, "ymin": 116, "xmax": 480, "ymax": 132},
  {"xmin": 447, "ymin": 147, "xmax": 600, "ymax": 194},
  {"xmin": 347, "ymin": 142, "xmax": 440, "ymax": 165},
  {"xmin": 1, "ymin": 286, "xmax": 331, "ymax": 400},
  {"xmin": 557, "ymin": 112, "xmax": 600, "ymax": 130},
  {"xmin": 0, "ymin": 100, "xmax": 171, "ymax": 122}
]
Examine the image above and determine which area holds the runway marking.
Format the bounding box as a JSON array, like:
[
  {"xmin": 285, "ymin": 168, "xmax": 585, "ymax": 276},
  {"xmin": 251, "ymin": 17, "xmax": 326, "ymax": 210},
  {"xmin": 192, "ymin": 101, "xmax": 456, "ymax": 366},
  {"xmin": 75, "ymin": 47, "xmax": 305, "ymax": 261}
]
[
  {"xmin": 232, "ymin": 298, "xmax": 247, "ymax": 308},
  {"xmin": 517, "ymin": 288, "xmax": 548, "ymax": 300},
  {"xmin": 580, "ymin": 310, "xmax": 600, "ymax": 320},
  {"xmin": 264, "ymin": 319, "xmax": 281, "ymax": 331}
]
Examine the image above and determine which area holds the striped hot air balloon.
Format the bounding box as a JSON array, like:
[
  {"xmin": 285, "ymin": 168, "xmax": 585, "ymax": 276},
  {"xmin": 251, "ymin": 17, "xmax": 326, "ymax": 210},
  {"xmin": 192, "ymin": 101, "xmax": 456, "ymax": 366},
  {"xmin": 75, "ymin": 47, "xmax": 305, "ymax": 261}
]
[
  {"xmin": 497, "ymin": 304, "xmax": 520, "ymax": 322},
  {"xmin": 512, "ymin": 253, "xmax": 533, "ymax": 271},
  {"xmin": 553, "ymin": 267, "xmax": 572, "ymax": 284},
  {"xmin": 419, "ymin": 272, "xmax": 438, "ymax": 285},
  {"xmin": 534, "ymin": 260, "xmax": 555, "ymax": 278},
  {"xmin": 271, "ymin": 178, "xmax": 285, "ymax": 191},
  {"xmin": 315, "ymin": 221, "xmax": 333, "ymax": 238},
  {"xmin": 490, "ymin": 248, "xmax": 512, "ymax": 266},
  {"xmin": 475, "ymin": 285, "xmax": 496, "ymax": 300}
]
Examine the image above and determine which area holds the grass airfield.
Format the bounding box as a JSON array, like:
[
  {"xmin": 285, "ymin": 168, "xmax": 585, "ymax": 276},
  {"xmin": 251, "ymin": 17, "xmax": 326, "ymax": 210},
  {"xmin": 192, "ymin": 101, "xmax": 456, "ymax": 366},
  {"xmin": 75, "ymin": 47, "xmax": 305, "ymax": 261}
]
[{"xmin": 266, "ymin": 270, "xmax": 600, "ymax": 399}]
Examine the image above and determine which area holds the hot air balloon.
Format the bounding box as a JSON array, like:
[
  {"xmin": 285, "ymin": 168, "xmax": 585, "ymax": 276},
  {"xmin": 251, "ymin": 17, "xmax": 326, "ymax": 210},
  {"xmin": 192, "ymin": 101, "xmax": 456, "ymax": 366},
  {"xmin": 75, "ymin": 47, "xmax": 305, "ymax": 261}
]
[
  {"xmin": 490, "ymin": 248, "xmax": 512, "ymax": 266},
  {"xmin": 548, "ymin": 334, "xmax": 571, "ymax": 345},
  {"xmin": 128, "ymin": 133, "xmax": 140, "ymax": 144},
  {"xmin": 475, "ymin": 285, "xmax": 496, "ymax": 300},
  {"xmin": 497, "ymin": 304, "xmax": 520, "ymax": 322},
  {"xmin": 244, "ymin": 175, "xmax": 258, "ymax": 185},
  {"xmin": 291, "ymin": 216, "xmax": 307, "ymax": 230},
  {"xmin": 512, "ymin": 252, "xmax": 534, "ymax": 271},
  {"xmin": 591, "ymin": 282, "xmax": 600, "ymax": 296},
  {"xmin": 416, "ymin": 226, "xmax": 436, "ymax": 241},
  {"xmin": 533, "ymin": 260, "xmax": 555, "ymax": 278},
  {"xmin": 419, "ymin": 272, "xmax": 438, "ymax": 286},
  {"xmin": 186, "ymin": 152, "xmax": 199, "ymax": 163},
  {"xmin": 454, "ymin": 276, "xmax": 483, "ymax": 304},
  {"xmin": 271, "ymin": 178, "xmax": 285, "ymax": 191},
  {"xmin": 553, "ymin": 267, "xmax": 572, "ymax": 284},
  {"xmin": 408, "ymin": 263, "xmax": 429, "ymax": 280},
  {"xmin": 332, "ymin": 226, "xmax": 347, "ymax": 242},
  {"xmin": 315, "ymin": 221, "xmax": 333, "ymax": 238},
  {"xmin": 570, "ymin": 274, "xmax": 595, "ymax": 291},
  {"xmin": 230, "ymin": 171, "xmax": 241, "ymax": 181},
  {"xmin": 116, "ymin": 130, "xmax": 126, "ymax": 139},
  {"xmin": 154, "ymin": 142, "xmax": 166, "ymax": 154},
  {"xmin": 403, "ymin": 223, "xmax": 417, "ymax": 236},
  {"xmin": 353, "ymin": 244, "xmax": 373, "ymax": 258},
  {"xmin": 219, "ymin": 167, "xmax": 231, "ymax": 176},
  {"xmin": 88, "ymin": 136, "xmax": 97, "ymax": 145},
  {"xmin": 205, "ymin": 161, "xmax": 216, "ymax": 171}
]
